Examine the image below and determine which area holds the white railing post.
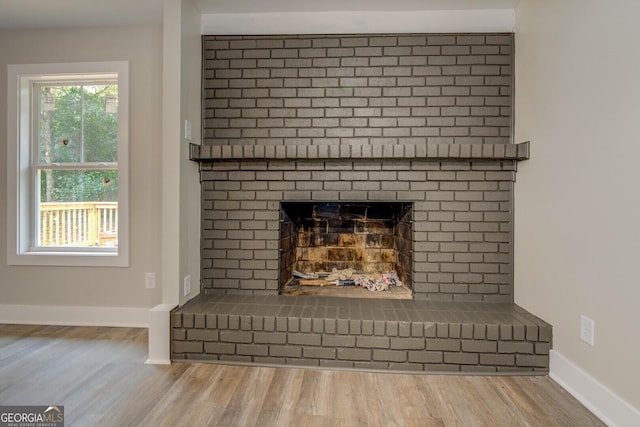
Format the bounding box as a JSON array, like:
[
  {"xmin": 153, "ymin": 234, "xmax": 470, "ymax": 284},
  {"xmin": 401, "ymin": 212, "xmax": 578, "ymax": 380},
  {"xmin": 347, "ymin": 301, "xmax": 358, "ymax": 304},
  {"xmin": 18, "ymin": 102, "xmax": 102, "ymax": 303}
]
[{"xmin": 39, "ymin": 202, "xmax": 118, "ymax": 247}]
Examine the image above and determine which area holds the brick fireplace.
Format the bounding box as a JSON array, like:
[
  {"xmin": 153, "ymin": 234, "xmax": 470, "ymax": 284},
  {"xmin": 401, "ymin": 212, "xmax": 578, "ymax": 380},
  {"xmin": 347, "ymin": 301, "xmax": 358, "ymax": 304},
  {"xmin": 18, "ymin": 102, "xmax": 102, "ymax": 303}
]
[
  {"xmin": 193, "ymin": 146, "xmax": 525, "ymax": 301},
  {"xmin": 172, "ymin": 33, "xmax": 551, "ymax": 373}
]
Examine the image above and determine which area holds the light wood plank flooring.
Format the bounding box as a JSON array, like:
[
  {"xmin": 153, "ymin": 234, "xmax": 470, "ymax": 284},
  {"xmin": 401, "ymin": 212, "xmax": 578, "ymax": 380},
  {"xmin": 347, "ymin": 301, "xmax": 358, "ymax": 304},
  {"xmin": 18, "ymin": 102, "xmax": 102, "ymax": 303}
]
[{"xmin": 0, "ymin": 324, "xmax": 604, "ymax": 427}]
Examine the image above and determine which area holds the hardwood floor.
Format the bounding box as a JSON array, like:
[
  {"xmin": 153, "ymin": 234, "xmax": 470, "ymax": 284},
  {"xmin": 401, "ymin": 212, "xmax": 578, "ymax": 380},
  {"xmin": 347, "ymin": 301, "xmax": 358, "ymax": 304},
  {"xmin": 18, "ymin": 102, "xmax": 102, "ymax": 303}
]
[{"xmin": 0, "ymin": 324, "xmax": 604, "ymax": 427}]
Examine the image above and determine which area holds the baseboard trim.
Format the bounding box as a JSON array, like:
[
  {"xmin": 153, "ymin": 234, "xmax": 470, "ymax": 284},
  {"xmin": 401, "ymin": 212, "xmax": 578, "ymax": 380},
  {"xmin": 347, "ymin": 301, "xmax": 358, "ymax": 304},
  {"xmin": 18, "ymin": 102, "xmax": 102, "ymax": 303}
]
[
  {"xmin": 0, "ymin": 304, "xmax": 150, "ymax": 327},
  {"xmin": 550, "ymin": 350, "xmax": 640, "ymax": 427},
  {"xmin": 144, "ymin": 358, "xmax": 171, "ymax": 365}
]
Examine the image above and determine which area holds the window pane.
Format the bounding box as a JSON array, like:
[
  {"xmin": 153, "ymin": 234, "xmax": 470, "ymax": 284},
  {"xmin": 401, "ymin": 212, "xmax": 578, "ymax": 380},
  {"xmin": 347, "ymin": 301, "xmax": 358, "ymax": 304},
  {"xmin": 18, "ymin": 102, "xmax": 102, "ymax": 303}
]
[
  {"xmin": 39, "ymin": 86, "xmax": 82, "ymax": 163},
  {"xmin": 38, "ymin": 84, "xmax": 118, "ymax": 164},
  {"xmin": 83, "ymin": 85, "xmax": 118, "ymax": 163},
  {"xmin": 37, "ymin": 169, "xmax": 118, "ymax": 247}
]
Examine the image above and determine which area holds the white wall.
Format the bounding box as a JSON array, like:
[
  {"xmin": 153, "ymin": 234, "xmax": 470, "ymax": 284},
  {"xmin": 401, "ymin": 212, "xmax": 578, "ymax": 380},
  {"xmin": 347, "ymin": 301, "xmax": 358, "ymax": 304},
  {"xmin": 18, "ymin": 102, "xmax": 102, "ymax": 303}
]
[
  {"xmin": 161, "ymin": 0, "xmax": 182, "ymax": 305},
  {"xmin": 161, "ymin": 0, "xmax": 201, "ymax": 307},
  {"xmin": 201, "ymin": 9, "xmax": 515, "ymax": 34},
  {"xmin": 515, "ymin": 0, "xmax": 640, "ymax": 414},
  {"xmin": 180, "ymin": 0, "xmax": 202, "ymax": 304},
  {"xmin": 0, "ymin": 25, "xmax": 163, "ymax": 314}
]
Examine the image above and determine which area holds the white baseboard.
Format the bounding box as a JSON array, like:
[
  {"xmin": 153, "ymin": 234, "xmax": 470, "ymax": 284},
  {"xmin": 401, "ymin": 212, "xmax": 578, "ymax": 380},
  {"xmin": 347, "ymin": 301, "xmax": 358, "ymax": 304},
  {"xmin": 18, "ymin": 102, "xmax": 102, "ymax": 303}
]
[
  {"xmin": 146, "ymin": 303, "xmax": 176, "ymax": 365},
  {"xmin": 550, "ymin": 350, "xmax": 640, "ymax": 427},
  {"xmin": 144, "ymin": 358, "xmax": 171, "ymax": 365},
  {"xmin": 0, "ymin": 304, "xmax": 150, "ymax": 327}
]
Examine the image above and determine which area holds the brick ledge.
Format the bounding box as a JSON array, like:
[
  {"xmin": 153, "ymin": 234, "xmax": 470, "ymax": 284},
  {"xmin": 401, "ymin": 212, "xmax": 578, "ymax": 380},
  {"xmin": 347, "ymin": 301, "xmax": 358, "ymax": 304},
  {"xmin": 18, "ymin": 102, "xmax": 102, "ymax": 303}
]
[
  {"xmin": 190, "ymin": 142, "xmax": 530, "ymax": 162},
  {"xmin": 171, "ymin": 295, "xmax": 551, "ymax": 373}
]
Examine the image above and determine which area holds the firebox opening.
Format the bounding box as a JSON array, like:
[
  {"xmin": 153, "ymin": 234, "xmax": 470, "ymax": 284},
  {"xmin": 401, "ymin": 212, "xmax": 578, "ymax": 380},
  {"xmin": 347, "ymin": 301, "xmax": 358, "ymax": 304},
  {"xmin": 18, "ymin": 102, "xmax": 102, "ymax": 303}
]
[{"xmin": 279, "ymin": 202, "xmax": 413, "ymax": 299}]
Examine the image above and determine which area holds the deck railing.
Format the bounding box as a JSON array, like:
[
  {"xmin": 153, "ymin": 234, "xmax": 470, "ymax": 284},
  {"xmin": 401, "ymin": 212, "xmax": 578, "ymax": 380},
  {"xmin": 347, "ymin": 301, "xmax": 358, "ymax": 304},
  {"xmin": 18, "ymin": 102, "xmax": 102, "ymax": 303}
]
[{"xmin": 39, "ymin": 202, "xmax": 118, "ymax": 247}]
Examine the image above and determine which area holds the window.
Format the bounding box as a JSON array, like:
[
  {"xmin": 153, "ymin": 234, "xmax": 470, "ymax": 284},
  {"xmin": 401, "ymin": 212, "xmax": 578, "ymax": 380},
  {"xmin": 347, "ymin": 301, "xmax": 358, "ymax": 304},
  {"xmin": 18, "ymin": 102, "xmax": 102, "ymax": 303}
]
[{"xmin": 7, "ymin": 62, "xmax": 129, "ymax": 266}]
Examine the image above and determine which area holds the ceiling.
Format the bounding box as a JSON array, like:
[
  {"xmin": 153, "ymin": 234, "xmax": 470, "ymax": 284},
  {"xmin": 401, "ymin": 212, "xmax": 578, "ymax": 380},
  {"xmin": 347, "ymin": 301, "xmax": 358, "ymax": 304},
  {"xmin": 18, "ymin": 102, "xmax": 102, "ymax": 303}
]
[{"xmin": 0, "ymin": 0, "xmax": 521, "ymax": 30}]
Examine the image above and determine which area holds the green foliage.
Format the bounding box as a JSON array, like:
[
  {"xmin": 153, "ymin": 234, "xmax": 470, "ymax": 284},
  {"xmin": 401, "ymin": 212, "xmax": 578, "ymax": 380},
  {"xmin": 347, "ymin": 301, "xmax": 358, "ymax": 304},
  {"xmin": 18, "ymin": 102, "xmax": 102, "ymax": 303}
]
[
  {"xmin": 40, "ymin": 169, "xmax": 118, "ymax": 203},
  {"xmin": 39, "ymin": 83, "xmax": 119, "ymax": 202}
]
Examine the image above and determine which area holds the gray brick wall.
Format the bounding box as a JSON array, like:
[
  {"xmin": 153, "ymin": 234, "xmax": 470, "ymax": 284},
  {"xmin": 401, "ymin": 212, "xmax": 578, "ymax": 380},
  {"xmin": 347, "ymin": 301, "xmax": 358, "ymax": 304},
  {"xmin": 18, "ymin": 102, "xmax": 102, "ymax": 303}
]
[
  {"xmin": 197, "ymin": 32, "xmax": 520, "ymax": 302},
  {"xmin": 203, "ymin": 34, "xmax": 512, "ymax": 147},
  {"xmin": 172, "ymin": 302, "xmax": 551, "ymax": 373},
  {"xmin": 200, "ymin": 158, "xmax": 515, "ymax": 302}
]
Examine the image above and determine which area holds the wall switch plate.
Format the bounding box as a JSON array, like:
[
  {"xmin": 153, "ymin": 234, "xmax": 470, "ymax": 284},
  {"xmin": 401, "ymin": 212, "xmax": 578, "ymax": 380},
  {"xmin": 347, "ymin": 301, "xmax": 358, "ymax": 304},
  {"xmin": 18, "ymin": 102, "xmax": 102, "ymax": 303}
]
[
  {"xmin": 184, "ymin": 120, "xmax": 192, "ymax": 141},
  {"xmin": 580, "ymin": 315, "xmax": 595, "ymax": 346},
  {"xmin": 183, "ymin": 275, "xmax": 191, "ymax": 297},
  {"xmin": 145, "ymin": 272, "xmax": 156, "ymax": 289}
]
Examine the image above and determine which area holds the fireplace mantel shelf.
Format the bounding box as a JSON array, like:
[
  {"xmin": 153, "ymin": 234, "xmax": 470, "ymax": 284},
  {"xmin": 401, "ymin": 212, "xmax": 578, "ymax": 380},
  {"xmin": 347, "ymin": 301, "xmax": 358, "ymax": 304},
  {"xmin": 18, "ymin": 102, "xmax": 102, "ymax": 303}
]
[{"xmin": 190, "ymin": 142, "xmax": 530, "ymax": 162}]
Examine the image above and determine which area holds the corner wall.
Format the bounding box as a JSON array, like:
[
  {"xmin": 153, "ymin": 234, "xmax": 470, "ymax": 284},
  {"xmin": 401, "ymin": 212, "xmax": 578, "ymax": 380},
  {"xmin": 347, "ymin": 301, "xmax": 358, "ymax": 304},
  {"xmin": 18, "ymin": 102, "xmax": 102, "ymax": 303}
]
[
  {"xmin": 179, "ymin": 0, "xmax": 202, "ymax": 304},
  {"xmin": 514, "ymin": 0, "xmax": 640, "ymax": 419},
  {"xmin": 161, "ymin": 0, "xmax": 202, "ymax": 307}
]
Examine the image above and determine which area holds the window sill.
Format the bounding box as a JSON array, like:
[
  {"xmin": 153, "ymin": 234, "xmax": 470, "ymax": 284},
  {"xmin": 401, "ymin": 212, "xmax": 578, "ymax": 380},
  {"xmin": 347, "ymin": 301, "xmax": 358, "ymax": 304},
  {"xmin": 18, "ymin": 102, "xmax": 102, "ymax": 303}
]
[{"xmin": 7, "ymin": 251, "xmax": 129, "ymax": 267}]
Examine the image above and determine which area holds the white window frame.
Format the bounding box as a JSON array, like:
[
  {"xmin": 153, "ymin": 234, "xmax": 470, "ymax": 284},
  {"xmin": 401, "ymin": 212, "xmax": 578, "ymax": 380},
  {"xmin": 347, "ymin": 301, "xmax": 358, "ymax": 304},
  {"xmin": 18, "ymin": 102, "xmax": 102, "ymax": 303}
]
[{"xmin": 7, "ymin": 61, "xmax": 129, "ymax": 267}]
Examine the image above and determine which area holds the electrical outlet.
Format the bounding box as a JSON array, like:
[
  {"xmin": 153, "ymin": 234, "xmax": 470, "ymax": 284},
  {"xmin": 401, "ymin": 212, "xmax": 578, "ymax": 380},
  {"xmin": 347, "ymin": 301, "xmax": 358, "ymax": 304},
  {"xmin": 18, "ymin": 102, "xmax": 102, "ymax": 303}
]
[
  {"xmin": 580, "ymin": 315, "xmax": 595, "ymax": 346},
  {"xmin": 145, "ymin": 272, "xmax": 155, "ymax": 289},
  {"xmin": 183, "ymin": 275, "xmax": 191, "ymax": 297}
]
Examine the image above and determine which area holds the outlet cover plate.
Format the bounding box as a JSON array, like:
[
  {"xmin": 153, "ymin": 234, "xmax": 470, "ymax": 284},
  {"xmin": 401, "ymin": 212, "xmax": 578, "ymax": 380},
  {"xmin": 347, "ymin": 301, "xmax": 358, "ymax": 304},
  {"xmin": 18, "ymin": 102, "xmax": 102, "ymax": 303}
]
[
  {"xmin": 580, "ymin": 315, "xmax": 595, "ymax": 346},
  {"xmin": 145, "ymin": 272, "xmax": 155, "ymax": 289}
]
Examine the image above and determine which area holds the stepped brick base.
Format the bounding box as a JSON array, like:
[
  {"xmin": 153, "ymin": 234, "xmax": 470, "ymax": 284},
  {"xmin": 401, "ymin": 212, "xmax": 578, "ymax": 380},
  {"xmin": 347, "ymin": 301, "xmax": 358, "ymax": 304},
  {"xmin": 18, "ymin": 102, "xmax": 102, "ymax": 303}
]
[{"xmin": 171, "ymin": 295, "xmax": 551, "ymax": 373}]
